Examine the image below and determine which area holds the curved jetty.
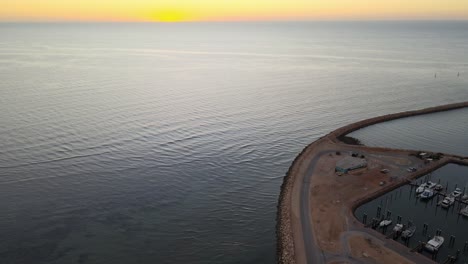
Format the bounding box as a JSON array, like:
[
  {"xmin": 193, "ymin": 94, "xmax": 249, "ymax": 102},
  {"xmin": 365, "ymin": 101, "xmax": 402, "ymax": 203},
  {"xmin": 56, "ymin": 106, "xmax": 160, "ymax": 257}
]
[{"xmin": 277, "ymin": 101, "xmax": 468, "ymax": 264}]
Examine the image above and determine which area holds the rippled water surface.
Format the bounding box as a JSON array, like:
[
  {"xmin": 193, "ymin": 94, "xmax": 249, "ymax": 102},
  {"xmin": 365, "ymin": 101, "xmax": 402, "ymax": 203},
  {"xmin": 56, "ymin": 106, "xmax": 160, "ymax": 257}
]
[{"xmin": 0, "ymin": 22, "xmax": 468, "ymax": 264}]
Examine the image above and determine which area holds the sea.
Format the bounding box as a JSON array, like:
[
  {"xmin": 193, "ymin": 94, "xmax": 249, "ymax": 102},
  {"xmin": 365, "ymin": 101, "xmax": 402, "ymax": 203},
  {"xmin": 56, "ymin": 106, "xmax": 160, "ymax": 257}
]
[{"xmin": 0, "ymin": 21, "xmax": 467, "ymax": 264}]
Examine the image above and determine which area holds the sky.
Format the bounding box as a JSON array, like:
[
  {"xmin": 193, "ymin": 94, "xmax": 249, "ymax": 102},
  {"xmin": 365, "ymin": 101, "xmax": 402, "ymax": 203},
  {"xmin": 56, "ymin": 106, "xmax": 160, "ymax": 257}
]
[{"xmin": 1, "ymin": 0, "xmax": 468, "ymax": 22}]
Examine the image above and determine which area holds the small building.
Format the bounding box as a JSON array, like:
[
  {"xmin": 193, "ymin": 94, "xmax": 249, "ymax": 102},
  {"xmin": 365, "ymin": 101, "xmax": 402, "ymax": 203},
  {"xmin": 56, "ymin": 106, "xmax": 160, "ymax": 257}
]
[{"xmin": 335, "ymin": 156, "xmax": 367, "ymax": 173}]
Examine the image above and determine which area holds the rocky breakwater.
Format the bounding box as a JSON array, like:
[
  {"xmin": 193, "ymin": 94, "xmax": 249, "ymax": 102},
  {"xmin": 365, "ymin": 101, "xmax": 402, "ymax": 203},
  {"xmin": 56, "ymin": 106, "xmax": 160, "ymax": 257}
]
[{"xmin": 276, "ymin": 101, "xmax": 468, "ymax": 264}]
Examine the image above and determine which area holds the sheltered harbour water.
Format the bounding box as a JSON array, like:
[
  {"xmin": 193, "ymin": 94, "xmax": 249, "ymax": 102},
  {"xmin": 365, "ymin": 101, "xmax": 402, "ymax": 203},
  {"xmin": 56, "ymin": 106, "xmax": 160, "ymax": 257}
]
[
  {"xmin": 348, "ymin": 107, "xmax": 468, "ymax": 157},
  {"xmin": 355, "ymin": 164, "xmax": 468, "ymax": 262}
]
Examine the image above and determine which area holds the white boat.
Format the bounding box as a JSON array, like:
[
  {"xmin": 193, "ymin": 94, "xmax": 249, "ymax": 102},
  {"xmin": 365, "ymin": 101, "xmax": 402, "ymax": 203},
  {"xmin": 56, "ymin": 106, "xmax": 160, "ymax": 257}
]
[
  {"xmin": 416, "ymin": 183, "xmax": 428, "ymax": 194},
  {"xmin": 392, "ymin": 223, "xmax": 404, "ymax": 232},
  {"xmin": 402, "ymin": 226, "xmax": 416, "ymax": 239},
  {"xmin": 440, "ymin": 196, "xmax": 455, "ymax": 208},
  {"xmin": 379, "ymin": 219, "xmax": 392, "ymax": 227},
  {"xmin": 426, "ymin": 181, "xmax": 437, "ymax": 189},
  {"xmin": 420, "ymin": 189, "xmax": 435, "ymax": 199},
  {"xmin": 416, "ymin": 181, "xmax": 436, "ymax": 194},
  {"xmin": 425, "ymin": 236, "xmax": 444, "ymax": 252},
  {"xmin": 450, "ymin": 188, "xmax": 463, "ymax": 198},
  {"xmin": 462, "ymin": 194, "xmax": 468, "ymax": 202},
  {"xmin": 460, "ymin": 206, "xmax": 468, "ymax": 217},
  {"xmin": 434, "ymin": 184, "xmax": 444, "ymax": 192}
]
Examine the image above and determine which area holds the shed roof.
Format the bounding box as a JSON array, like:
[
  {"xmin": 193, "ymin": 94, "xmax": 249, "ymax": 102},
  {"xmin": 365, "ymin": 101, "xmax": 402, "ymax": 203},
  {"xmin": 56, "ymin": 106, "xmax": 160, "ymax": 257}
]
[{"xmin": 336, "ymin": 156, "xmax": 367, "ymax": 169}]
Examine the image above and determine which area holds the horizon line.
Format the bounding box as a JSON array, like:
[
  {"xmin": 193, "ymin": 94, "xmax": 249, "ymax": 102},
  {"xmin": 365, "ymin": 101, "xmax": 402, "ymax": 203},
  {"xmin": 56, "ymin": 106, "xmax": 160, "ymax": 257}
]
[{"xmin": 1, "ymin": 18, "xmax": 468, "ymax": 23}]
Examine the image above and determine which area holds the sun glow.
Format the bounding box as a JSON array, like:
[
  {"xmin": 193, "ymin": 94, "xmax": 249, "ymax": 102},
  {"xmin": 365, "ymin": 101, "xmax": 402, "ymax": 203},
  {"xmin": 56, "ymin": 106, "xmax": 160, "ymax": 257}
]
[
  {"xmin": 0, "ymin": 0, "xmax": 467, "ymax": 22},
  {"xmin": 150, "ymin": 10, "xmax": 192, "ymax": 22}
]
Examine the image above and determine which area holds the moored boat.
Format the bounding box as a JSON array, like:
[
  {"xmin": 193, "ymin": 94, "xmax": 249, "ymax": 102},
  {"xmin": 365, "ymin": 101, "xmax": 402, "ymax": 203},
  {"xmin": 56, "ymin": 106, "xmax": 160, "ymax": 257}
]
[
  {"xmin": 420, "ymin": 189, "xmax": 435, "ymax": 199},
  {"xmin": 379, "ymin": 219, "xmax": 392, "ymax": 227},
  {"xmin": 440, "ymin": 196, "xmax": 455, "ymax": 208},
  {"xmin": 460, "ymin": 206, "xmax": 468, "ymax": 217},
  {"xmin": 416, "ymin": 181, "xmax": 436, "ymax": 194},
  {"xmin": 462, "ymin": 194, "xmax": 468, "ymax": 202},
  {"xmin": 401, "ymin": 226, "xmax": 416, "ymax": 239},
  {"xmin": 416, "ymin": 183, "xmax": 428, "ymax": 194},
  {"xmin": 392, "ymin": 223, "xmax": 404, "ymax": 233},
  {"xmin": 426, "ymin": 181, "xmax": 437, "ymax": 189},
  {"xmin": 450, "ymin": 188, "xmax": 462, "ymax": 198},
  {"xmin": 425, "ymin": 236, "xmax": 444, "ymax": 252}
]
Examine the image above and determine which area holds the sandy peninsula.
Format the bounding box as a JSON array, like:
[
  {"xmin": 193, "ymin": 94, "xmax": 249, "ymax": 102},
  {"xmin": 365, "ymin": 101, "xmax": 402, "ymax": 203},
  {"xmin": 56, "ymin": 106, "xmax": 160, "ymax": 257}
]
[{"xmin": 277, "ymin": 101, "xmax": 468, "ymax": 264}]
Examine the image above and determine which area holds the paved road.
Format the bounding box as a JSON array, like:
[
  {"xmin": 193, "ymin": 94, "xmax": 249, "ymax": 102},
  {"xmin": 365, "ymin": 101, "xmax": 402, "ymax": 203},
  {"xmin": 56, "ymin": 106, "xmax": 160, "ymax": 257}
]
[{"xmin": 300, "ymin": 150, "xmax": 333, "ymax": 264}]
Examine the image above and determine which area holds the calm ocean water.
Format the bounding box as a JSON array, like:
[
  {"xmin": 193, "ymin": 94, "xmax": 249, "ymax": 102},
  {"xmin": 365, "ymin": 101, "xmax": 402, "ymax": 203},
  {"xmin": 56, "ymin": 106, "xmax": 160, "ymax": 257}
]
[{"xmin": 0, "ymin": 22, "xmax": 467, "ymax": 264}]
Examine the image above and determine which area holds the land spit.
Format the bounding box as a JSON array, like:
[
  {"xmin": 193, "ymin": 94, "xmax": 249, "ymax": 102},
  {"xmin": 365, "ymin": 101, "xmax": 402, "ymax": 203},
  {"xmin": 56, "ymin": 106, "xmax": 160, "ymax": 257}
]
[{"xmin": 277, "ymin": 101, "xmax": 468, "ymax": 264}]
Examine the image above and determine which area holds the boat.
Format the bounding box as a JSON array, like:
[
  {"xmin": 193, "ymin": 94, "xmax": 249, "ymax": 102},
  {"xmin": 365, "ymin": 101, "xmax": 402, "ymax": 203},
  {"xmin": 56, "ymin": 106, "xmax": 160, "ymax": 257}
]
[
  {"xmin": 450, "ymin": 188, "xmax": 463, "ymax": 198},
  {"xmin": 440, "ymin": 196, "xmax": 455, "ymax": 208},
  {"xmin": 420, "ymin": 189, "xmax": 435, "ymax": 199},
  {"xmin": 434, "ymin": 184, "xmax": 444, "ymax": 192},
  {"xmin": 460, "ymin": 206, "xmax": 468, "ymax": 217},
  {"xmin": 416, "ymin": 181, "xmax": 436, "ymax": 194},
  {"xmin": 416, "ymin": 183, "xmax": 429, "ymax": 194},
  {"xmin": 425, "ymin": 236, "xmax": 444, "ymax": 252},
  {"xmin": 462, "ymin": 194, "xmax": 468, "ymax": 202},
  {"xmin": 392, "ymin": 223, "xmax": 404, "ymax": 233},
  {"xmin": 379, "ymin": 219, "xmax": 392, "ymax": 227},
  {"xmin": 426, "ymin": 181, "xmax": 437, "ymax": 189},
  {"xmin": 401, "ymin": 226, "xmax": 416, "ymax": 239}
]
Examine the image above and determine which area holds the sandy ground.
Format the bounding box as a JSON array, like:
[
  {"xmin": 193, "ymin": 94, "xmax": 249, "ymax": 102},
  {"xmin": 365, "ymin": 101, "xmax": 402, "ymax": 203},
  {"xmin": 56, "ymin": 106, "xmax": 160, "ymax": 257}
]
[
  {"xmin": 303, "ymin": 141, "xmax": 459, "ymax": 264},
  {"xmin": 310, "ymin": 147, "xmax": 421, "ymax": 254},
  {"xmin": 285, "ymin": 137, "xmax": 453, "ymax": 264}
]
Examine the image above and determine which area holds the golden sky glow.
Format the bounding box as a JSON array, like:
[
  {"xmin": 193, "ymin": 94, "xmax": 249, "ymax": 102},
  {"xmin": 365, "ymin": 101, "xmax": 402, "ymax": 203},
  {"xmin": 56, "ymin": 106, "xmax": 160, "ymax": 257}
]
[{"xmin": 1, "ymin": 0, "xmax": 468, "ymax": 22}]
